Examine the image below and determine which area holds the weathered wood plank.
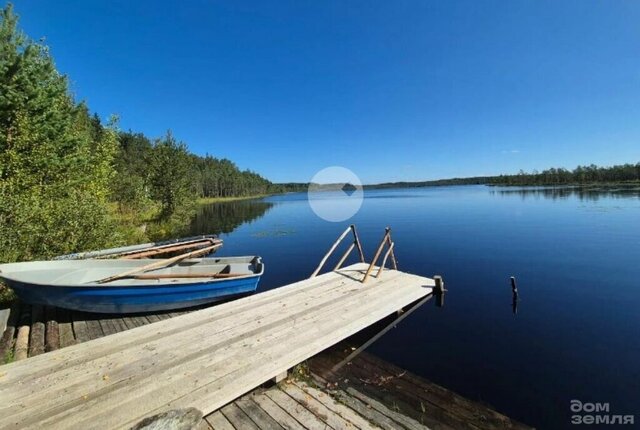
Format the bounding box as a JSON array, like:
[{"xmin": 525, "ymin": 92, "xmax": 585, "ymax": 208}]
[
  {"xmin": 235, "ymin": 396, "xmax": 284, "ymax": 430},
  {"xmin": 57, "ymin": 309, "xmax": 76, "ymax": 348},
  {"xmin": 121, "ymin": 316, "xmax": 141, "ymax": 330},
  {"xmin": 145, "ymin": 314, "xmax": 161, "ymax": 323},
  {"xmin": 44, "ymin": 306, "xmax": 59, "ymax": 352},
  {"xmin": 28, "ymin": 305, "xmax": 46, "ymax": 357},
  {"xmin": 341, "ymin": 353, "xmax": 490, "ymax": 429},
  {"xmin": 204, "ymin": 411, "xmax": 235, "ymax": 430},
  {"xmin": 99, "ymin": 318, "xmax": 118, "ymax": 336},
  {"xmin": 280, "ymin": 382, "xmax": 376, "ymax": 429},
  {"xmin": 249, "ymin": 392, "xmax": 307, "ymax": 430},
  {"xmin": 110, "ymin": 318, "xmax": 129, "ymax": 333},
  {"xmin": 328, "ymin": 389, "xmax": 404, "ymax": 430},
  {"xmin": 290, "ymin": 380, "xmax": 382, "ymax": 430},
  {"xmin": 265, "ymin": 388, "xmax": 329, "ymax": 430},
  {"xmin": 85, "ymin": 318, "xmax": 105, "ymax": 340},
  {"xmin": 14, "ymin": 305, "xmax": 31, "ymax": 361},
  {"xmin": 71, "ymin": 312, "xmax": 90, "ymax": 343},
  {"xmin": 221, "ymin": 403, "xmax": 260, "ymax": 430}
]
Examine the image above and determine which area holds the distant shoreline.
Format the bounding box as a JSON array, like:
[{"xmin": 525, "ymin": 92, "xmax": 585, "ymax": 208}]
[{"xmin": 196, "ymin": 195, "xmax": 270, "ymax": 204}]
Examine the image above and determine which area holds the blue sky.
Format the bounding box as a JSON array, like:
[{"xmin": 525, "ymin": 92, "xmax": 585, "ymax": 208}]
[{"xmin": 10, "ymin": 0, "xmax": 640, "ymax": 183}]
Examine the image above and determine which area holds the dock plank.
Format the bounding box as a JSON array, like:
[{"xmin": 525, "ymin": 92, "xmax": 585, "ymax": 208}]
[
  {"xmin": 205, "ymin": 411, "xmax": 235, "ymax": 430},
  {"xmin": 290, "ymin": 380, "xmax": 383, "ymax": 430},
  {"xmin": 250, "ymin": 392, "xmax": 307, "ymax": 430},
  {"xmin": 221, "ymin": 403, "xmax": 260, "ymax": 430},
  {"xmin": 28, "ymin": 305, "xmax": 46, "ymax": 357},
  {"xmin": 235, "ymin": 396, "xmax": 284, "ymax": 430},
  {"xmin": 0, "ymin": 264, "xmax": 434, "ymax": 429},
  {"xmin": 265, "ymin": 388, "xmax": 329, "ymax": 430},
  {"xmin": 281, "ymin": 382, "xmax": 380, "ymax": 430}
]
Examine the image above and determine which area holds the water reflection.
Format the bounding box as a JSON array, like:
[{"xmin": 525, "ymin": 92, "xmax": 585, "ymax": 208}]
[
  {"xmin": 491, "ymin": 185, "xmax": 640, "ymax": 201},
  {"xmin": 189, "ymin": 199, "xmax": 274, "ymax": 236}
]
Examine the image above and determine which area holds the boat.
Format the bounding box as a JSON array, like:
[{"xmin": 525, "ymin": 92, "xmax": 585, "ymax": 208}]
[
  {"xmin": 0, "ymin": 256, "xmax": 263, "ymax": 313},
  {"xmin": 54, "ymin": 234, "xmax": 221, "ymax": 260}
]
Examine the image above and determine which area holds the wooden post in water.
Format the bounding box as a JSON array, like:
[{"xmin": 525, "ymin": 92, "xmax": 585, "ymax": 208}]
[
  {"xmin": 434, "ymin": 275, "xmax": 445, "ymax": 307},
  {"xmin": 511, "ymin": 276, "xmax": 519, "ymax": 314}
]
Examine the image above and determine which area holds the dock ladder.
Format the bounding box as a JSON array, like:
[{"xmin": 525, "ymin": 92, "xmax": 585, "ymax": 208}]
[{"xmin": 310, "ymin": 224, "xmax": 398, "ymax": 283}]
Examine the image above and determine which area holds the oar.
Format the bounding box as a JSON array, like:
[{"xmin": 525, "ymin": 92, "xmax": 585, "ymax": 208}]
[
  {"xmin": 130, "ymin": 273, "xmax": 246, "ymax": 280},
  {"xmin": 118, "ymin": 238, "xmax": 222, "ymax": 259},
  {"xmin": 95, "ymin": 243, "xmax": 223, "ymax": 284}
]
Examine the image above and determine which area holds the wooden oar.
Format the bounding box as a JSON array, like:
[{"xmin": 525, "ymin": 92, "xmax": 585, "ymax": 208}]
[
  {"xmin": 130, "ymin": 273, "xmax": 245, "ymax": 280},
  {"xmin": 119, "ymin": 238, "xmax": 222, "ymax": 259},
  {"xmin": 95, "ymin": 243, "xmax": 223, "ymax": 284}
]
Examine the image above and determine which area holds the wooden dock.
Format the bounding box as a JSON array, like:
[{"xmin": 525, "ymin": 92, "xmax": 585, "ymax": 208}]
[{"xmin": 0, "ymin": 263, "xmax": 435, "ymax": 429}]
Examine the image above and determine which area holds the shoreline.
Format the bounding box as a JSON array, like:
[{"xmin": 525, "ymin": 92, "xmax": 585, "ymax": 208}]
[{"xmin": 196, "ymin": 194, "xmax": 270, "ymax": 205}]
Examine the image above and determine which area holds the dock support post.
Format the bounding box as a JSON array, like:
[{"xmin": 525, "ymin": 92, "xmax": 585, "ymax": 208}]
[
  {"xmin": 273, "ymin": 370, "xmax": 288, "ymax": 384},
  {"xmin": 434, "ymin": 276, "xmax": 445, "ymax": 307},
  {"xmin": 510, "ymin": 276, "xmax": 519, "ymax": 314}
]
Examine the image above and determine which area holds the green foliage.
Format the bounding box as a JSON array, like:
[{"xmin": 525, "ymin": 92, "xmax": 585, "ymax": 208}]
[
  {"xmin": 0, "ymin": 4, "xmax": 117, "ymax": 262},
  {"xmin": 148, "ymin": 131, "xmax": 195, "ymax": 217},
  {"xmin": 0, "ymin": 4, "xmax": 283, "ymax": 263},
  {"xmin": 111, "ymin": 131, "xmax": 153, "ymax": 212}
]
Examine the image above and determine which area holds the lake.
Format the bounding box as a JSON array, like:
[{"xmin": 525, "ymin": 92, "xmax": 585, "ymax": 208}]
[{"xmin": 190, "ymin": 185, "xmax": 640, "ymax": 429}]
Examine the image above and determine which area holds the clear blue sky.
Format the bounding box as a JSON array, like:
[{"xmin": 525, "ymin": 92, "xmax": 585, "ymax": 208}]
[{"xmin": 10, "ymin": 0, "xmax": 640, "ymax": 183}]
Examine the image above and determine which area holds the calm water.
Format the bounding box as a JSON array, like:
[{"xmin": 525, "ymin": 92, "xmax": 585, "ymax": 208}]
[{"xmin": 190, "ymin": 186, "xmax": 640, "ymax": 429}]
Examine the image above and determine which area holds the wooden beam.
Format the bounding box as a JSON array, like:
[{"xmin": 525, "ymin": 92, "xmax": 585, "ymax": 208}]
[
  {"xmin": 310, "ymin": 226, "xmax": 353, "ymax": 278},
  {"xmin": 333, "ymin": 242, "xmax": 356, "ymax": 271},
  {"xmin": 362, "ymin": 229, "xmax": 391, "ymax": 283},
  {"xmin": 375, "ymin": 242, "xmax": 395, "ymax": 279},
  {"xmin": 351, "ymin": 224, "xmax": 366, "ymax": 263}
]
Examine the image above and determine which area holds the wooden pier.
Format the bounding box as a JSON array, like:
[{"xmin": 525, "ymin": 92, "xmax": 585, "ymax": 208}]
[{"xmin": 0, "ymin": 263, "xmax": 436, "ymax": 429}]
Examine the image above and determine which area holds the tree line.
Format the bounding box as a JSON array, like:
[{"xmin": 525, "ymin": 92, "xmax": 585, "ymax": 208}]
[
  {"xmin": 490, "ymin": 163, "xmax": 640, "ymax": 186},
  {"xmin": 112, "ymin": 130, "xmax": 275, "ymax": 218},
  {"xmin": 0, "ymin": 4, "xmax": 277, "ymax": 262},
  {"xmin": 365, "ymin": 163, "xmax": 640, "ymax": 189}
]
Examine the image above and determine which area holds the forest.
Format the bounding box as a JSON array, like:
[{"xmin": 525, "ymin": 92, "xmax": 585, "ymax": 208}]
[
  {"xmin": 369, "ymin": 163, "xmax": 640, "ymax": 188},
  {"xmin": 0, "ymin": 5, "xmax": 278, "ymax": 263}
]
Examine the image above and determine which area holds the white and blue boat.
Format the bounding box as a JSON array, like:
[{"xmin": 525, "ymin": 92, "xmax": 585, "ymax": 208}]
[{"xmin": 0, "ymin": 256, "xmax": 263, "ymax": 313}]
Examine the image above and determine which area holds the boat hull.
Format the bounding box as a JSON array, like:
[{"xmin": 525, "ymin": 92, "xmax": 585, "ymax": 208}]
[
  {"xmin": 0, "ymin": 256, "xmax": 263, "ymax": 313},
  {"xmin": 4, "ymin": 276, "xmax": 260, "ymax": 313}
]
